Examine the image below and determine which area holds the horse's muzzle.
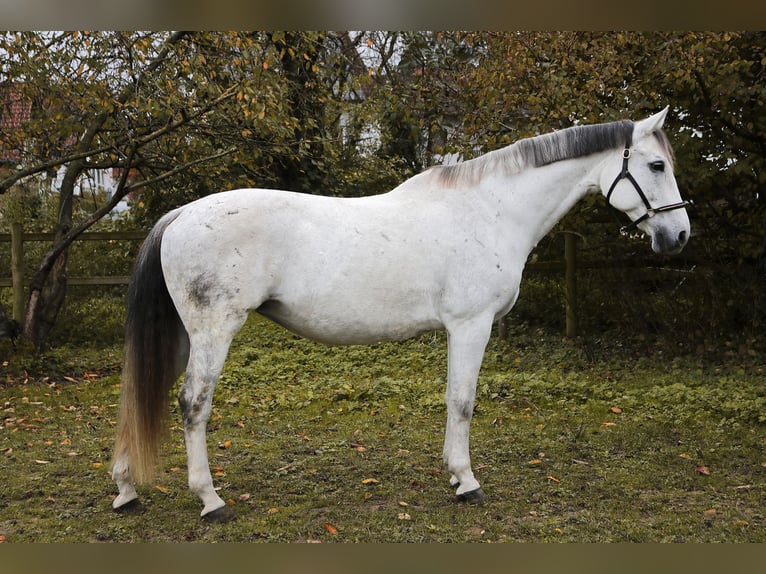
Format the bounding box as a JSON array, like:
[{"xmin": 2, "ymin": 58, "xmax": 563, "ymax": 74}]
[{"xmin": 652, "ymin": 227, "xmax": 689, "ymax": 255}]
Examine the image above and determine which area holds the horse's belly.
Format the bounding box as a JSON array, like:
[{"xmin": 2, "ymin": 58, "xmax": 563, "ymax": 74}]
[{"xmin": 255, "ymin": 296, "xmax": 443, "ymax": 345}]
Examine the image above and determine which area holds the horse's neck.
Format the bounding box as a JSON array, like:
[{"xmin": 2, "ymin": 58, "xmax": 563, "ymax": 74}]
[{"xmin": 480, "ymin": 154, "xmax": 605, "ymax": 251}]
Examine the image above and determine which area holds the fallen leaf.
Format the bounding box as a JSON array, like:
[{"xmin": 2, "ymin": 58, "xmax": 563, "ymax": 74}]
[
  {"xmin": 219, "ymin": 440, "xmax": 232, "ymax": 449},
  {"xmin": 547, "ymin": 475, "xmax": 561, "ymax": 483},
  {"xmin": 610, "ymin": 406, "xmax": 622, "ymax": 414},
  {"xmin": 601, "ymin": 421, "xmax": 617, "ymax": 428},
  {"xmin": 398, "ymin": 513, "xmax": 411, "ymax": 520},
  {"xmin": 696, "ymin": 465, "xmax": 710, "ymax": 476},
  {"xmin": 34, "ymin": 460, "xmax": 50, "ymax": 464},
  {"xmin": 527, "ymin": 459, "xmax": 542, "ymax": 465},
  {"xmin": 362, "ymin": 478, "xmax": 379, "ymax": 485},
  {"xmin": 398, "ymin": 501, "xmax": 409, "ymax": 507},
  {"xmin": 239, "ymin": 493, "xmax": 251, "ymax": 501},
  {"xmin": 679, "ymin": 453, "xmax": 692, "ymax": 460},
  {"xmin": 155, "ymin": 485, "xmax": 169, "ymax": 493},
  {"xmin": 324, "ymin": 522, "xmax": 338, "ymax": 535},
  {"xmin": 267, "ymin": 507, "xmax": 279, "ymax": 515}
]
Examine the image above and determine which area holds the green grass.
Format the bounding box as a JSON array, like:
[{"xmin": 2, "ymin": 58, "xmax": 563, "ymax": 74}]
[{"xmin": 1, "ymin": 315, "xmax": 764, "ymax": 542}]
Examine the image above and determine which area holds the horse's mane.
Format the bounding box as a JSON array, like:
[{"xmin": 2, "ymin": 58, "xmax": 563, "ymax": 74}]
[{"xmin": 430, "ymin": 119, "xmax": 673, "ymax": 187}]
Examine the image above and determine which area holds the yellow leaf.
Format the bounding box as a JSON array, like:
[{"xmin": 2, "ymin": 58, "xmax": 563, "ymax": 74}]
[
  {"xmin": 679, "ymin": 453, "xmax": 692, "ymax": 460},
  {"xmin": 527, "ymin": 459, "xmax": 542, "ymax": 465},
  {"xmin": 361, "ymin": 478, "xmax": 379, "ymax": 485},
  {"xmin": 155, "ymin": 485, "xmax": 168, "ymax": 494},
  {"xmin": 610, "ymin": 406, "xmax": 622, "ymax": 414},
  {"xmin": 267, "ymin": 507, "xmax": 279, "ymax": 514},
  {"xmin": 324, "ymin": 522, "xmax": 338, "ymax": 535},
  {"xmin": 601, "ymin": 422, "xmax": 617, "ymax": 428}
]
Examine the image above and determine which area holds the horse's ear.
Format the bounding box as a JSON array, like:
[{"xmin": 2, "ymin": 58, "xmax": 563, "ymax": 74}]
[{"xmin": 634, "ymin": 106, "xmax": 669, "ymax": 139}]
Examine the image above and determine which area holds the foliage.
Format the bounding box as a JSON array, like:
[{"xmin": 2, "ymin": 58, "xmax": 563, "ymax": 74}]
[
  {"xmin": 1, "ymin": 315, "xmax": 764, "ymax": 542},
  {"xmin": 2, "ymin": 31, "xmax": 765, "ymax": 351}
]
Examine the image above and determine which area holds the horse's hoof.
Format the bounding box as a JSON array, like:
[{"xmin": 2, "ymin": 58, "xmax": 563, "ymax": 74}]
[
  {"xmin": 113, "ymin": 498, "xmax": 146, "ymax": 515},
  {"xmin": 202, "ymin": 505, "xmax": 236, "ymax": 523},
  {"xmin": 456, "ymin": 488, "xmax": 486, "ymax": 504}
]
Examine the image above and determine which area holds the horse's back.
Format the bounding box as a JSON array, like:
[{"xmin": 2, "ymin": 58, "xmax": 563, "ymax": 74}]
[{"xmin": 158, "ymin": 188, "xmax": 456, "ymax": 344}]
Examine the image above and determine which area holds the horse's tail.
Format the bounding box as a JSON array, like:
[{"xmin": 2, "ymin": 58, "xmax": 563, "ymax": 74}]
[{"xmin": 112, "ymin": 210, "xmax": 188, "ymax": 484}]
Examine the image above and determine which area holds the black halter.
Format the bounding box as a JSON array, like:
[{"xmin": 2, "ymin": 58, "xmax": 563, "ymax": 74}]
[{"xmin": 605, "ymin": 138, "xmax": 691, "ymax": 236}]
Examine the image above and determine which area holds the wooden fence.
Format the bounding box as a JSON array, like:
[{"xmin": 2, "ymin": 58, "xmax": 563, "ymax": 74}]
[
  {"xmin": 0, "ymin": 227, "xmax": 694, "ymax": 338},
  {"xmin": 0, "ymin": 225, "xmax": 146, "ymax": 323}
]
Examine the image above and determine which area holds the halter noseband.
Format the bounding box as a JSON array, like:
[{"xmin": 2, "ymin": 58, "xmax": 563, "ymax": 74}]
[{"xmin": 605, "ymin": 137, "xmax": 691, "ymax": 236}]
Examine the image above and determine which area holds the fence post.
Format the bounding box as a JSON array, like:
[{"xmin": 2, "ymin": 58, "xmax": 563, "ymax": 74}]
[
  {"xmin": 10, "ymin": 221, "xmax": 24, "ymax": 323},
  {"xmin": 565, "ymin": 232, "xmax": 578, "ymax": 338}
]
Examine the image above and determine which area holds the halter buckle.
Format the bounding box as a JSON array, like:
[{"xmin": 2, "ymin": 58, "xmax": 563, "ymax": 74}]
[{"xmin": 622, "ymin": 148, "xmax": 631, "ymax": 159}]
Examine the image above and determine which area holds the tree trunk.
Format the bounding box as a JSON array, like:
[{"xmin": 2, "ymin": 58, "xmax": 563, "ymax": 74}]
[{"xmin": 22, "ymin": 163, "xmax": 77, "ymax": 350}]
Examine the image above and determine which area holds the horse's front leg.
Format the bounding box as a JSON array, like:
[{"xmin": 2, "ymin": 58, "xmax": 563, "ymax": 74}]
[{"xmin": 443, "ymin": 316, "xmax": 493, "ymax": 503}]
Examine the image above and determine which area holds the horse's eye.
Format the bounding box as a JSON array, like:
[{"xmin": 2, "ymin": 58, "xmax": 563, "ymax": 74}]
[{"xmin": 650, "ymin": 161, "xmax": 665, "ymax": 173}]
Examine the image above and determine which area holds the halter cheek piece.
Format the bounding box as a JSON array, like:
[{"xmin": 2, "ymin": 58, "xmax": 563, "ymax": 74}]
[{"xmin": 605, "ymin": 137, "xmax": 692, "ymax": 236}]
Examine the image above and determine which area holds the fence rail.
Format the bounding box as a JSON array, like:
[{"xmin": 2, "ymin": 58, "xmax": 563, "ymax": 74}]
[
  {"xmin": 1, "ymin": 227, "xmax": 699, "ymax": 338},
  {"xmin": 0, "ymin": 227, "xmax": 146, "ymax": 322}
]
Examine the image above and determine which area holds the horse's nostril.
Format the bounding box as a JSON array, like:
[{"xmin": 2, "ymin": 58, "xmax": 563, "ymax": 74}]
[{"xmin": 678, "ymin": 230, "xmax": 688, "ymax": 244}]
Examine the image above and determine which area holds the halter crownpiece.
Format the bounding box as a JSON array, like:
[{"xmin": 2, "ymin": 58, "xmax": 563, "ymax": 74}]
[{"xmin": 605, "ymin": 139, "xmax": 692, "ymax": 236}]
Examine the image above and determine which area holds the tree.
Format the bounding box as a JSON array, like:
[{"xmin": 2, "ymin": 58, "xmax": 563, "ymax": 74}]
[
  {"xmin": 361, "ymin": 31, "xmax": 766, "ymax": 343},
  {"xmin": 0, "ymin": 31, "xmax": 410, "ymax": 348},
  {"xmin": 0, "ymin": 32, "xmax": 265, "ymax": 348}
]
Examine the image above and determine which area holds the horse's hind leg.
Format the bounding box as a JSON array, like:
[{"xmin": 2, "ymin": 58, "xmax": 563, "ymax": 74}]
[
  {"xmin": 112, "ymin": 331, "xmax": 189, "ymax": 513},
  {"xmin": 179, "ymin": 316, "xmax": 246, "ymax": 520}
]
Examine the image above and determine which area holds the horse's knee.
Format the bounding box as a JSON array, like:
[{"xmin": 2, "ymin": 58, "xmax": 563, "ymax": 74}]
[{"xmin": 447, "ymin": 398, "xmax": 474, "ymax": 421}]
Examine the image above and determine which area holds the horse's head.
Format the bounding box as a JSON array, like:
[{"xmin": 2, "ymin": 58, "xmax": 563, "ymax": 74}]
[{"xmin": 601, "ymin": 107, "xmax": 691, "ymax": 255}]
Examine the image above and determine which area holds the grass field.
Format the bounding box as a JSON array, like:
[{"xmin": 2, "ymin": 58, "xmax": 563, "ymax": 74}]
[{"xmin": 1, "ymin": 314, "xmax": 764, "ymax": 542}]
